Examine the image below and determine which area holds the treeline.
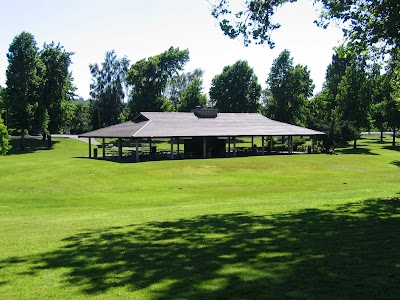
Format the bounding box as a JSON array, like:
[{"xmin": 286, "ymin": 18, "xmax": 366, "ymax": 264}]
[
  {"xmin": 0, "ymin": 32, "xmax": 89, "ymax": 150},
  {"xmin": 1, "ymin": 31, "xmax": 400, "ymax": 154}
]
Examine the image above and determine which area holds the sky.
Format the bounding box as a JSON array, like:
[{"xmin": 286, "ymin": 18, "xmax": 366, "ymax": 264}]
[{"xmin": 0, "ymin": 0, "xmax": 343, "ymax": 100}]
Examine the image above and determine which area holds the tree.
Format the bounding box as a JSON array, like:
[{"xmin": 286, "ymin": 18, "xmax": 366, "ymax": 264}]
[
  {"xmin": 5, "ymin": 32, "xmax": 44, "ymax": 149},
  {"xmin": 266, "ymin": 50, "xmax": 314, "ymax": 126},
  {"xmin": 306, "ymin": 90, "xmax": 329, "ymax": 130},
  {"xmin": 309, "ymin": 46, "xmax": 353, "ymax": 150},
  {"xmin": 178, "ymin": 78, "xmax": 207, "ymax": 112},
  {"xmin": 126, "ymin": 47, "xmax": 190, "ymax": 117},
  {"xmin": 324, "ymin": 45, "xmax": 352, "ymax": 112},
  {"xmin": 40, "ymin": 42, "xmax": 74, "ymax": 134},
  {"xmin": 386, "ymin": 53, "xmax": 400, "ymax": 146},
  {"xmin": 212, "ymin": 0, "xmax": 400, "ymax": 54},
  {"xmin": 209, "ymin": 60, "xmax": 261, "ymax": 112},
  {"xmin": 90, "ymin": 51, "xmax": 129, "ymax": 128},
  {"xmin": 164, "ymin": 69, "xmax": 204, "ymax": 109},
  {"xmin": 63, "ymin": 100, "xmax": 90, "ymax": 134},
  {"xmin": 369, "ymin": 66, "xmax": 390, "ymax": 142},
  {"xmin": 335, "ymin": 53, "xmax": 372, "ymax": 148}
]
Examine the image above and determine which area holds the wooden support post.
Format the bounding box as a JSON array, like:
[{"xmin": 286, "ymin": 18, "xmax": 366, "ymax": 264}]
[
  {"xmin": 228, "ymin": 137, "xmax": 231, "ymax": 157},
  {"xmin": 89, "ymin": 138, "xmax": 92, "ymax": 158},
  {"xmin": 118, "ymin": 138, "xmax": 123, "ymax": 159},
  {"xmin": 203, "ymin": 137, "xmax": 207, "ymax": 158},
  {"xmin": 171, "ymin": 137, "xmax": 174, "ymax": 159},
  {"xmin": 102, "ymin": 138, "xmax": 105, "ymax": 158},
  {"xmin": 269, "ymin": 136, "xmax": 273, "ymax": 153},
  {"xmin": 262, "ymin": 136, "xmax": 265, "ymax": 155},
  {"xmin": 233, "ymin": 137, "xmax": 237, "ymax": 157},
  {"xmin": 177, "ymin": 137, "xmax": 180, "ymax": 158},
  {"xmin": 312, "ymin": 137, "xmax": 316, "ymax": 153},
  {"xmin": 136, "ymin": 138, "xmax": 140, "ymax": 162},
  {"xmin": 288, "ymin": 136, "xmax": 293, "ymax": 154}
]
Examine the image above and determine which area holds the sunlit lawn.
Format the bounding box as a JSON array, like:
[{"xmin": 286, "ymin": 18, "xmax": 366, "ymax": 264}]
[{"xmin": 0, "ymin": 135, "xmax": 399, "ymax": 299}]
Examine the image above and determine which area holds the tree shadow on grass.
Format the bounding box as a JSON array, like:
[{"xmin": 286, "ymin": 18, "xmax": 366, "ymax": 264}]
[
  {"xmin": 384, "ymin": 145, "xmax": 400, "ymax": 152},
  {"xmin": 336, "ymin": 147, "xmax": 379, "ymax": 155},
  {"xmin": 7, "ymin": 138, "xmax": 59, "ymax": 155},
  {"xmin": 390, "ymin": 160, "xmax": 400, "ymax": 167},
  {"xmin": 1, "ymin": 198, "xmax": 399, "ymax": 299}
]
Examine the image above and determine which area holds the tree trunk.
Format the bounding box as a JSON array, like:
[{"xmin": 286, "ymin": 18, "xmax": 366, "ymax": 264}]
[
  {"xmin": 380, "ymin": 131, "xmax": 383, "ymax": 142},
  {"xmin": 47, "ymin": 134, "xmax": 52, "ymax": 149},
  {"xmin": 20, "ymin": 132, "xmax": 25, "ymax": 150},
  {"xmin": 353, "ymin": 138, "xmax": 357, "ymax": 149},
  {"xmin": 393, "ymin": 128, "xmax": 396, "ymax": 146}
]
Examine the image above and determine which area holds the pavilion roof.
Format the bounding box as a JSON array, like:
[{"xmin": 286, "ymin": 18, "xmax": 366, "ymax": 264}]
[{"xmin": 79, "ymin": 111, "xmax": 325, "ymax": 138}]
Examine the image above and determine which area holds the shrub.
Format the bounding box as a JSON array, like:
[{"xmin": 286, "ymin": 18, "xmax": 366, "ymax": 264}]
[
  {"xmin": 297, "ymin": 143, "xmax": 308, "ymax": 153},
  {"xmin": 292, "ymin": 137, "xmax": 306, "ymax": 151},
  {"xmin": 0, "ymin": 117, "xmax": 11, "ymax": 155}
]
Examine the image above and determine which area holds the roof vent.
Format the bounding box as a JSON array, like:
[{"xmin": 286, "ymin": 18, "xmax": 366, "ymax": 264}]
[{"xmin": 191, "ymin": 107, "xmax": 218, "ymax": 118}]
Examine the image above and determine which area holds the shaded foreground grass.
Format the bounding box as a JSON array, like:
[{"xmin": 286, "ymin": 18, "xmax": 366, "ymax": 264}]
[
  {"xmin": 2, "ymin": 198, "xmax": 399, "ymax": 299},
  {"xmin": 0, "ymin": 135, "xmax": 399, "ymax": 299}
]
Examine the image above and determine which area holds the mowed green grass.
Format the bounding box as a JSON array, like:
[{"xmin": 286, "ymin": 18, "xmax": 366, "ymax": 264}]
[{"xmin": 0, "ymin": 136, "xmax": 399, "ymax": 299}]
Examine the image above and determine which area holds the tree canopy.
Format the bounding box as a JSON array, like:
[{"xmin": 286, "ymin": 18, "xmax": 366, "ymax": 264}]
[
  {"xmin": 209, "ymin": 60, "xmax": 261, "ymax": 113},
  {"xmin": 178, "ymin": 78, "xmax": 207, "ymax": 112},
  {"xmin": 266, "ymin": 50, "xmax": 314, "ymax": 126},
  {"xmin": 90, "ymin": 50, "xmax": 129, "ymax": 129},
  {"xmin": 5, "ymin": 32, "xmax": 44, "ymax": 147},
  {"xmin": 126, "ymin": 47, "xmax": 189, "ymax": 117},
  {"xmin": 40, "ymin": 42, "xmax": 74, "ymax": 133},
  {"xmin": 4, "ymin": 32, "xmax": 75, "ymax": 146},
  {"xmin": 164, "ymin": 69, "xmax": 204, "ymax": 109},
  {"xmin": 212, "ymin": 0, "xmax": 400, "ymax": 54}
]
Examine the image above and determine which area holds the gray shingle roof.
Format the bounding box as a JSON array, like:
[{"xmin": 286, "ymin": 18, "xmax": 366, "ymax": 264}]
[{"xmin": 79, "ymin": 112, "xmax": 325, "ymax": 138}]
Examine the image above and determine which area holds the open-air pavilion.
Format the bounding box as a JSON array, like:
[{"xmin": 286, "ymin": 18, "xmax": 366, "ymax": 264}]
[{"xmin": 78, "ymin": 108, "xmax": 325, "ymax": 162}]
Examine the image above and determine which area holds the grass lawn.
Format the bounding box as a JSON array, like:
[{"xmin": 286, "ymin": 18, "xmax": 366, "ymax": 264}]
[{"xmin": 0, "ymin": 135, "xmax": 399, "ymax": 299}]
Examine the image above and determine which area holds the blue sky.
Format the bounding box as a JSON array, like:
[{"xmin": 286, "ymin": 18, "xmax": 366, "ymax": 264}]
[{"xmin": 0, "ymin": 0, "xmax": 343, "ymax": 99}]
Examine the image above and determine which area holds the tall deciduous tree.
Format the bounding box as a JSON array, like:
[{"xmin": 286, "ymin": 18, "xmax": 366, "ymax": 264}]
[
  {"xmin": 324, "ymin": 45, "xmax": 352, "ymax": 112},
  {"xmin": 266, "ymin": 50, "xmax": 314, "ymax": 126},
  {"xmin": 5, "ymin": 32, "xmax": 44, "ymax": 149},
  {"xmin": 369, "ymin": 65, "xmax": 389, "ymax": 142},
  {"xmin": 178, "ymin": 78, "xmax": 207, "ymax": 112},
  {"xmin": 63, "ymin": 100, "xmax": 90, "ymax": 134},
  {"xmin": 212, "ymin": 0, "xmax": 400, "ymax": 54},
  {"xmin": 90, "ymin": 51, "xmax": 129, "ymax": 129},
  {"xmin": 312, "ymin": 46, "xmax": 382, "ymax": 150},
  {"xmin": 164, "ymin": 69, "xmax": 204, "ymax": 109},
  {"xmin": 336, "ymin": 53, "xmax": 372, "ymax": 148},
  {"xmin": 209, "ymin": 60, "xmax": 261, "ymax": 112},
  {"xmin": 126, "ymin": 47, "xmax": 189, "ymax": 117},
  {"xmin": 40, "ymin": 42, "xmax": 74, "ymax": 134},
  {"xmin": 386, "ymin": 52, "xmax": 400, "ymax": 146}
]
